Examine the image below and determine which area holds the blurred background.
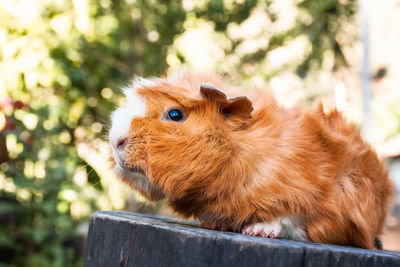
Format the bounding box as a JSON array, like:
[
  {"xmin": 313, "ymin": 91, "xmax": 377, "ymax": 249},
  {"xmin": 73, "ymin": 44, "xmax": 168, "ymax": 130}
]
[{"xmin": 0, "ymin": 0, "xmax": 399, "ymax": 265}]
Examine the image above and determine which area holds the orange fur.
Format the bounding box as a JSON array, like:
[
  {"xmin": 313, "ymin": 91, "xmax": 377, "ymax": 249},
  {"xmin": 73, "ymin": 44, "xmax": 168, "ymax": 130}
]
[{"xmin": 111, "ymin": 72, "xmax": 393, "ymax": 249}]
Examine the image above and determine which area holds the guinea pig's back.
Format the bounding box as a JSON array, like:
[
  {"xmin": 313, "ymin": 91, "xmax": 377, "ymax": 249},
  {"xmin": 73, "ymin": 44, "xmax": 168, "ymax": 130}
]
[{"xmin": 309, "ymin": 104, "xmax": 393, "ymax": 248}]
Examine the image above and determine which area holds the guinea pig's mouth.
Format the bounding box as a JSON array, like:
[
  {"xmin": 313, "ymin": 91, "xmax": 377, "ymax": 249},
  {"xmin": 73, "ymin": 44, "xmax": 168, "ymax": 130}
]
[
  {"xmin": 113, "ymin": 151, "xmax": 144, "ymax": 174},
  {"xmin": 118, "ymin": 161, "xmax": 144, "ymax": 174}
]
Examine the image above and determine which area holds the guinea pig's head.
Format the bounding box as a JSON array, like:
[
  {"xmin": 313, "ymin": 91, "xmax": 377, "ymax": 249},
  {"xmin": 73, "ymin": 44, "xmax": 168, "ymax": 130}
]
[{"xmin": 109, "ymin": 73, "xmax": 253, "ymax": 201}]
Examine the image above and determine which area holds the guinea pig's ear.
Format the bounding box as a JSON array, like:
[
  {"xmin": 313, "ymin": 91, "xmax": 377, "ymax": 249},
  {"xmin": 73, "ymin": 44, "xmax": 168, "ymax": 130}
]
[
  {"xmin": 200, "ymin": 83, "xmax": 253, "ymax": 120},
  {"xmin": 200, "ymin": 83, "xmax": 227, "ymax": 102}
]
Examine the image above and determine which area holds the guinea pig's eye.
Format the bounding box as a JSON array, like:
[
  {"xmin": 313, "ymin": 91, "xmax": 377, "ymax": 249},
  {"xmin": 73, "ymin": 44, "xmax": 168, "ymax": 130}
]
[{"xmin": 164, "ymin": 108, "xmax": 187, "ymax": 122}]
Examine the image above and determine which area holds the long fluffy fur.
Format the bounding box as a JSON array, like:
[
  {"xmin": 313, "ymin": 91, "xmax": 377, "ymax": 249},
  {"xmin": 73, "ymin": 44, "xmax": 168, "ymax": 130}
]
[{"xmin": 111, "ymin": 72, "xmax": 393, "ymax": 249}]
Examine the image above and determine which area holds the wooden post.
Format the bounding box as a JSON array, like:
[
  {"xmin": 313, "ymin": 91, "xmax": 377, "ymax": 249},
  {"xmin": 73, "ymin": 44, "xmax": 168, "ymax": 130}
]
[{"xmin": 84, "ymin": 211, "xmax": 400, "ymax": 267}]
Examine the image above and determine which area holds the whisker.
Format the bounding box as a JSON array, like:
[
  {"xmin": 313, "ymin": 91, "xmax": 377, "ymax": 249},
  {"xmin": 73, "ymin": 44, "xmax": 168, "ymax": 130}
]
[
  {"xmin": 77, "ymin": 163, "xmax": 90, "ymax": 170},
  {"xmin": 90, "ymin": 177, "xmax": 102, "ymax": 188},
  {"xmin": 87, "ymin": 167, "xmax": 95, "ymax": 177}
]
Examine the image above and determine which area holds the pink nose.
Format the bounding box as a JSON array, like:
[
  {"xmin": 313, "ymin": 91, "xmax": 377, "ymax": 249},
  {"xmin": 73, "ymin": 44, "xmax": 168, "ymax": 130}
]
[{"xmin": 115, "ymin": 137, "xmax": 127, "ymax": 150}]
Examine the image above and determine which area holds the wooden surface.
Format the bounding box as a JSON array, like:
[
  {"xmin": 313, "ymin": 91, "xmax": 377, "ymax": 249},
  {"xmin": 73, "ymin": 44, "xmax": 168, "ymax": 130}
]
[{"xmin": 84, "ymin": 211, "xmax": 400, "ymax": 267}]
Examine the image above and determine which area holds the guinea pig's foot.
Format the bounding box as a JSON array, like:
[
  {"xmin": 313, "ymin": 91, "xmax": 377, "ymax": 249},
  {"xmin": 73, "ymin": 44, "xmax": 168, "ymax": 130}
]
[
  {"xmin": 201, "ymin": 221, "xmax": 228, "ymax": 231},
  {"xmin": 242, "ymin": 221, "xmax": 281, "ymax": 238}
]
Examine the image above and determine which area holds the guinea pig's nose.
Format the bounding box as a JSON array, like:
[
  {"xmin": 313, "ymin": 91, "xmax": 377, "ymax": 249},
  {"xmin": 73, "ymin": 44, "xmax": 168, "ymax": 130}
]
[{"xmin": 116, "ymin": 137, "xmax": 128, "ymax": 150}]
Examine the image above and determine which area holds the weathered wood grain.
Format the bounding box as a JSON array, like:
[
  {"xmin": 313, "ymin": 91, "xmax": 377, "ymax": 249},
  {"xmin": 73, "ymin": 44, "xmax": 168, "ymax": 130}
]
[{"xmin": 84, "ymin": 211, "xmax": 400, "ymax": 267}]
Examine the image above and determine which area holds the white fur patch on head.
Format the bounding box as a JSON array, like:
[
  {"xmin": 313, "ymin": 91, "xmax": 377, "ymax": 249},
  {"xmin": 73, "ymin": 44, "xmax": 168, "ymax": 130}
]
[
  {"xmin": 109, "ymin": 106, "xmax": 136, "ymax": 149},
  {"xmin": 122, "ymin": 87, "xmax": 146, "ymax": 117},
  {"xmin": 109, "ymin": 77, "xmax": 157, "ymax": 150}
]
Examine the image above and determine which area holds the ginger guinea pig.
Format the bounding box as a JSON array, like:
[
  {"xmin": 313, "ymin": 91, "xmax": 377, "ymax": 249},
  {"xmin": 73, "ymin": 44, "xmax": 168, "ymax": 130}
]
[{"xmin": 109, "ymin": 72, "xmax": 393, "ymax": 249}]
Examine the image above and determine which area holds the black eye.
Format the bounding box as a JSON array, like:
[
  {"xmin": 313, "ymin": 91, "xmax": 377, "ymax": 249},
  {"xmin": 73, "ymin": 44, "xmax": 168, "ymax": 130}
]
[{"xmin": 167, "ymin": 109, "xmax": 184, "ymax": 121}]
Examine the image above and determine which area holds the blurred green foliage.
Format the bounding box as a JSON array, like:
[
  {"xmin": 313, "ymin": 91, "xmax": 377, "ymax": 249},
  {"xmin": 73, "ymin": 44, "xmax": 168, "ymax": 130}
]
[{"xmin": 0, "ymin": 0, "xmax": 358, "ymax": 266}]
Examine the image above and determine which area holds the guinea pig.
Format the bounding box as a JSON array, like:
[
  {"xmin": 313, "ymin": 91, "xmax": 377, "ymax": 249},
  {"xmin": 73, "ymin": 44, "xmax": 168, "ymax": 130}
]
[{"xmin": 109, "ymin": 72, "xmax": 393, "ymax": 249}]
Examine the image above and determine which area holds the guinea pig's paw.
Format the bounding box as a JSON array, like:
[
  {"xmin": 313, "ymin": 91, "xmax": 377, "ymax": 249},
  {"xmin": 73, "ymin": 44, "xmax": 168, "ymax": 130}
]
[
  {"xmin": 201, "ymin": 221, "xmax": 228, "ymax": 231},
  {"xmin": 242, "ymin": 221, "xmax": 282, "ymax": 239}
]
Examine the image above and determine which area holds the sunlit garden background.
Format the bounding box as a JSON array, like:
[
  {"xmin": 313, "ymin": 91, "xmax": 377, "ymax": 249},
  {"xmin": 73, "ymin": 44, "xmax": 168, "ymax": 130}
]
[{"xmin": 1, "ymin": 0, "xmax": 400, "ymax": 266}]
